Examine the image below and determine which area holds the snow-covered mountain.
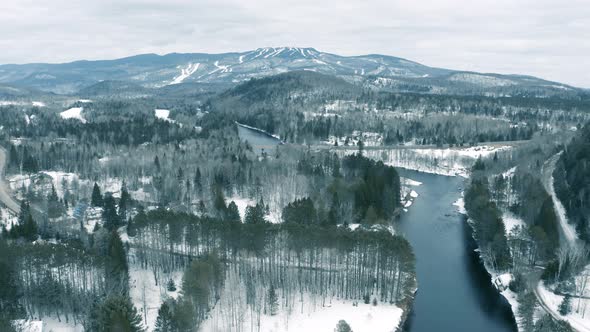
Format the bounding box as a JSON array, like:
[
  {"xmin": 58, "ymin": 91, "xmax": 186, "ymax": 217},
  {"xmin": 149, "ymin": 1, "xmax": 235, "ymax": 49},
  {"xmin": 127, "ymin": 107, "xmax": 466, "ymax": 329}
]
[{"xmin": 0, "ymin": 47, "xmax": 579, "ymax": 97}]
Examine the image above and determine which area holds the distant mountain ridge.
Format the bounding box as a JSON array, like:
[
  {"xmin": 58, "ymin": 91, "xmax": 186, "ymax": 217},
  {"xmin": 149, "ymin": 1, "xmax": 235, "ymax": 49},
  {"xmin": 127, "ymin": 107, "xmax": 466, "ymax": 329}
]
[{"xmin": 0, "ymin": 47, "xmax": 581, "ymax": 97}]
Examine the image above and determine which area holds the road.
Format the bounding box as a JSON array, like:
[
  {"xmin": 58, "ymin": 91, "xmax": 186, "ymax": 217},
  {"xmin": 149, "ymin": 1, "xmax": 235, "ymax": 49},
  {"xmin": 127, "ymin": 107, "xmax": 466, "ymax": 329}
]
[
  {"xmin": 0, "ymin": 147, "xmax": 20, "ymax": 215},
  {"xmin": 536, "ymin": 151, "xmax": 588, "ymax": 331},
  {"xmin": 541, "ymin": 151, "xmax": 578, "ymax": 246}
]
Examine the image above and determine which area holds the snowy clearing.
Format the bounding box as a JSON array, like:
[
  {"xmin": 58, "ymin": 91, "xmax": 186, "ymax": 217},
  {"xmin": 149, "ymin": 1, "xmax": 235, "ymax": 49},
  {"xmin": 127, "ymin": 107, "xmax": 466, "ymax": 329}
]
[
  {"xmin": 154, "ymin": 109, "xmax": 170, "ymax": 121},
  {"xmin": 60, "ymin": 107, "xmax": 86, "ymax": 123}
]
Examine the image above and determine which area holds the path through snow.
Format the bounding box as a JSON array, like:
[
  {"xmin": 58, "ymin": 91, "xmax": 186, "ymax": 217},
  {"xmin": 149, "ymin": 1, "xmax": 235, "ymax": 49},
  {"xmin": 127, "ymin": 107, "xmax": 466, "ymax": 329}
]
[{"xmin": 541, "ymin": 152, "xmax": 578, "ymax": 245}]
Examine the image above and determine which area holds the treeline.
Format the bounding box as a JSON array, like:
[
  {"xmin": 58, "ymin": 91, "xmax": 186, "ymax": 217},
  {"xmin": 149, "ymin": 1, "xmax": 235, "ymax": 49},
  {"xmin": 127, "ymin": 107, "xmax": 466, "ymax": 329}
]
[
  {"xmin": 555, "ymin": 123, "xmax": 590, "ymax": 243},
  {"xmin": 464, "ymin": 174, "xmax": 512, "ymax": 271}
]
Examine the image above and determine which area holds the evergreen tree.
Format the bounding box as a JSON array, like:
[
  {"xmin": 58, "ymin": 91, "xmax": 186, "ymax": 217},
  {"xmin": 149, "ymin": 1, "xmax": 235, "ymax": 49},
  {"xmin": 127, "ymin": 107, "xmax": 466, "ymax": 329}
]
[
  {"xmin": 559, "ymin": 294, "xmax": 572, "ymax": 316},
  {"xmin": 8, "ymin": 145, "xmax": 19, "ymax": 171},
  {"xmin": 119, "ymin": 182, "xmax": 131, "ymax": 223},
  {"xmin": 47, "ymin": 184, "xmax": 63, "ymax": 218},
  {"xmin": 22, "ymin": 214, "xmax": 38, "ymax": 242},
  {"xmin": 335, "ymin": 320, "xmax": 353, "ymax": 332},
  {"xmin": 91, "ymin": 183, "xmax": 103, "ymax": 207},
  {"xmin": 267, "ymin": 285, "xmax": 278, "ymax": 316},
  {"xmin": 103, "ymin": 193, "xmax": 120, "ymax": 231},
  {"xmin": 154, "ymin": 155, "xmax": 161, "ymax": 173},
  {"xmin": 245, "ymin": 204, "xmax": 266, "ymax": 224},
  {"xmin": 106, "ymin": 231, "xmax": 129, "ymax": 294},
  {"xmin": 17, "ymin": 201, "xmax": 30, "ymax": 226},
  {"xmin": 154, "ymin": 301, "xmax": 174, "ymax": 332},
  {"xmin": 167, "ymin": 279, "xmax": 176, "ymax": 292},
  {"xmin": 194, "ymin": 168, "xmax": 202, "ymax": 191},
  {"xmin": 87, "ymin": 295, "xmax": 144, "ymax": 332},
  {"xmin": 213, "ymin": 186, "xmax": 227, "ymax": 216},
  {"xmin": 226, "ymin": 201, "xmax": 241, "ymax": 223}
]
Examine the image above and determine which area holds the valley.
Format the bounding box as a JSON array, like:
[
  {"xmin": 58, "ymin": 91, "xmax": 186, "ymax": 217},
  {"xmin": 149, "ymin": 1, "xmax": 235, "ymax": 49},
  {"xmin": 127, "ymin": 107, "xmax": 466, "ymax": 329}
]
[{"xmin": 0, "ymin": 48, "xmax": 589, "ymax": 332}]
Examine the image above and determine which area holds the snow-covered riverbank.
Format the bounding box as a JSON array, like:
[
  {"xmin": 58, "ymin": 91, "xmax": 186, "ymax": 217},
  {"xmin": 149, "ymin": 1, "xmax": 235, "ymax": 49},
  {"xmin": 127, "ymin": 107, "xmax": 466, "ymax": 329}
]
[{"xmin": 335, "ymin": 145, "xmax": 511, "ymax": 178}]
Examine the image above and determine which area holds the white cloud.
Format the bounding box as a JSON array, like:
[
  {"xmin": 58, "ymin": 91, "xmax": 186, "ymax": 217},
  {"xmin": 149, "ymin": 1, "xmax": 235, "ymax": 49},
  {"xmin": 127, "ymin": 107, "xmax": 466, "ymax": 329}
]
[{"xmin": 0, "ymin": 0, "xmax": 588, "ymax": 87}]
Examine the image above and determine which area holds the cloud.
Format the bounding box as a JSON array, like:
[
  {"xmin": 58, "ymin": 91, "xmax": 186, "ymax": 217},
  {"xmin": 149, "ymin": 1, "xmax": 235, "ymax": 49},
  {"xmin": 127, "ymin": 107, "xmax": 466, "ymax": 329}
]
[{"xmin": 0, "ymin": 0, "xmax": 588, "ymax": 87}]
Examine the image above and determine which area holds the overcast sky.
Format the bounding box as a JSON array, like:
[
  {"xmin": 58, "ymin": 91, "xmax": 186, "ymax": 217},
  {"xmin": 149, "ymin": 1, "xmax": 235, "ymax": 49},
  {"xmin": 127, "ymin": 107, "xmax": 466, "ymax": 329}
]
[{"xmin": 1, "ymin": 0, "xmax": 588, "ymax": 87}]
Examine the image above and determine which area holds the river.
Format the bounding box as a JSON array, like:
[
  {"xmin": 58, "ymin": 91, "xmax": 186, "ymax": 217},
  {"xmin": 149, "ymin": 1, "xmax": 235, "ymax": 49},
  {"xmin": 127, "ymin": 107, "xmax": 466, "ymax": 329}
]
[
  {"xmin": 396, "ymin": 169, "xmax": 516, "ymax": 332},
  {"xmin": 237, "ymin": 125, "xmax": 517, "ymax": 331}
]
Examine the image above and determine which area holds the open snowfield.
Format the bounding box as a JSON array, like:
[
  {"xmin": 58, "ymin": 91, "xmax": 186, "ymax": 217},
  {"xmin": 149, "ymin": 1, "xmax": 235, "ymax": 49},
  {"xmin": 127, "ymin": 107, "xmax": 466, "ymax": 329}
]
[
  {"xmin": 154, "ymin": 109, "xmax": 171, "ymax": 121},
  {"xmin": 60, "ymin": 107, "xmax": 86, "ymax": 123}
]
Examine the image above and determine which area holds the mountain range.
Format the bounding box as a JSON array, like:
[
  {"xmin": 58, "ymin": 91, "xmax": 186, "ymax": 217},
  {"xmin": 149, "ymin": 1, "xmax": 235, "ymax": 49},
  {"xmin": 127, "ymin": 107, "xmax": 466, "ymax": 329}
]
[{"xmin": 0, "ymin": 47, "xmax": 582, "ymax": 97}]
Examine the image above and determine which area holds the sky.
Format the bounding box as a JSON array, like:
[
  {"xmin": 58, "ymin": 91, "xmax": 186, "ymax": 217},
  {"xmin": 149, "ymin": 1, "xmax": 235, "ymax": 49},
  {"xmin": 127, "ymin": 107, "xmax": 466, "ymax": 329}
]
[{"xmin": 1, "ymin": 0, "xmax": 589, "ymax": 87}]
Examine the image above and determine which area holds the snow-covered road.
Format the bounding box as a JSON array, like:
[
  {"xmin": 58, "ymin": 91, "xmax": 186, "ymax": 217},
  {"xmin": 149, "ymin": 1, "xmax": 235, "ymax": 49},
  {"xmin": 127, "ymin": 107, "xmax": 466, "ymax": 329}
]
[{"xmin": 541, "ymin": 152, "xmax": 578, "ymax": 246}]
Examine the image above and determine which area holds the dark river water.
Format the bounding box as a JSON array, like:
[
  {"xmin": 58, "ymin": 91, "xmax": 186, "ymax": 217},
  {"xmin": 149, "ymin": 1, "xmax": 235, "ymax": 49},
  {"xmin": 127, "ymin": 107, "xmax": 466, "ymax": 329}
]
[
  {"xmin": 237, "ymin": 124, "xmax": 281, "ymax": 154},
  {"xmin": 237, "ymin": 126, "xmax": 517, "ymax": 331},
  {"xmin": 396, "ymin": 169, "xmax": 517, "ymax": 332}
]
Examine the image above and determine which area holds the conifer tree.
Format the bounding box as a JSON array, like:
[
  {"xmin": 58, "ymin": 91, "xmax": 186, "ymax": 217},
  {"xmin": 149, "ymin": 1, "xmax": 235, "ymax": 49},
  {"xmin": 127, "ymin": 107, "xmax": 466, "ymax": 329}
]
[
  {"xmin": 154, "ymin": 301, "xmax": 174, "ymax": 332},
  {"xmin": 103, "ymin": 193, "xmax": 120, "ymax": 231},
  {"xmin": 335, "ymin": 320, "xmax": 353, "ymax": 332},
  {"xmin": 87, "ymin": 295, "xmax": 143, "ymax": 332},
  {"xmin": 267, "ymin": 285, "xmax": 278, "ymax": 316},
  {"xmin": 559, "ymin": 294, "xmax": 572, "ymax": 315},
  {"xmin": 91, "ymin": 183, "xmax": 103, "ymax": 207},
  {"xmin": 119, "ymin": 182, "xmax": 131, "ymax": 223},
  {"xmin": 226, "ymin": 201, "xmax": 241, "ymax": 223}
]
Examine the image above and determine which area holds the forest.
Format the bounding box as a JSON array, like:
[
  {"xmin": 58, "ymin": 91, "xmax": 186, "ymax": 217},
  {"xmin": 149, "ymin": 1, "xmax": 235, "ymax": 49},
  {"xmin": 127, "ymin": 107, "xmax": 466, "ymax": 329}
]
[{"xmin": 0, "ymin": 66, "xmax": 587, "ymax": 331}]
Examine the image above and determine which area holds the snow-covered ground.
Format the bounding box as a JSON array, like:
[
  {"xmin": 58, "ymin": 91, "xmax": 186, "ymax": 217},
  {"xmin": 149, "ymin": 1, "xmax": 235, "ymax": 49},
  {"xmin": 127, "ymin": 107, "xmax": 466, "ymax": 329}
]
[
  {"xmin": 169, "ymin": 62, "xmax": 200, "ymax": 85},
  {"xmin": 201, "ymin": 280, "xmax": 403, "ymax": 332},
  {"xmin": 502, "ymin": 212, "xmax": 526, "ymax": 235},
  {"xmin": 537, "ymin": 282, "xmax": 590, "ymax": 332},
  {"xmin": 60, "ymin": 107, "xmax": 86, "ymax": 123},
  {"xmin": 228, "ymin": 196, "xmax": 256, "ymax": 221},
  {"xmin": 400, "ymin": 177, "xmax": 421, "ymax": 212},
  {"xmin": 154, "ymin": 109, "xmax": 171, "ymax": 121},
  {"xmin": 0, "ymin": 206, "xmax": 18, "ymax": 231},
  {"xmin": 340, "ymin": 145, "xmax": 510, "ymax": 178},
  {"xmin": 128, "ymin": 263, "xmax": 184, "ymax": 331},
  {"xmin": 11, "ymin": 320, "xmax": 43, "ymax": 332},
  {"xmin": 324, "ymin": 131, "xmax": 383, "ymax": 147},
  {"xmin": 453, "ymin": 192, "xmax": 466, "ymax": 215},
  {"xmin": 154, "ymin": 109, "xmax": 182, "ymax": 127}
]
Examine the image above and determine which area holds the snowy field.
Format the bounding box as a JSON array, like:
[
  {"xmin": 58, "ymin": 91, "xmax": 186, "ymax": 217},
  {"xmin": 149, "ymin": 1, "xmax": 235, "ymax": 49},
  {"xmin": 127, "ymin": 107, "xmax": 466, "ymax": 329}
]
[{"xmin": 60, "ymin": 107, "xmax": 86, "ymax": 123}]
